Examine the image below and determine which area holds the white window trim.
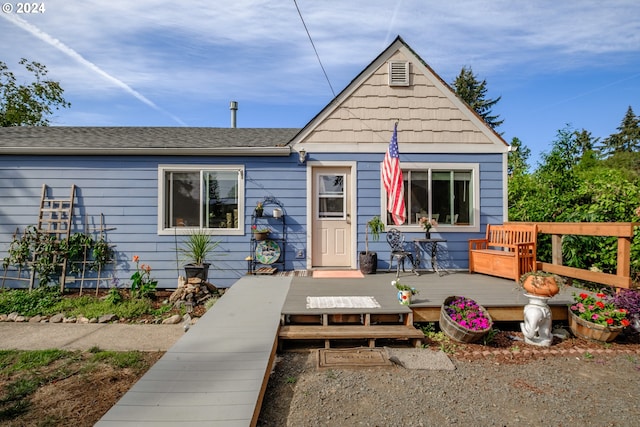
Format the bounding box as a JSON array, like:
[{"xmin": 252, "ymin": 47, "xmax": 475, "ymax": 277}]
[
  {"xmin": 158, "ymin": 164, "xmax": 245, "ymax": 236},
  {"xmin": 380, "ymin": 162, "xmax": 480, "ymax": 233}
]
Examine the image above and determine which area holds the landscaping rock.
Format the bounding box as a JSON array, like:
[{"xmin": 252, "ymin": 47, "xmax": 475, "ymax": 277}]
[
  {"xmin": 162, "ymin": 314, "xmax": 182, "ymax": 324},
  {"xmin": 8, "ymin": 312, "xmax": 20, "ymax": 321},
  {"xmin": 28, "ymin": 315, "xmax": 43, "ymax": 323},
  {"xmin": 170, "ymin": 276, "xmax": 217, "ymax": 306},
  {"xmin": 98, "ymin": 314, "xmax": 118, "ymax": 323},
  {"xmin": 0, "ymin": 314, "xmax": 7, "ymax": 322},
  {"xmin": 49, "ymin": 313, "xmax": 64, "ymax": 323}
]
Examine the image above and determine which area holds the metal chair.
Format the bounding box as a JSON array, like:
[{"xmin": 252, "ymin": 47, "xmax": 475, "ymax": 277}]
[{"xmin": 386, "ymin": 228, "xmax": 418, "ymax": 278}]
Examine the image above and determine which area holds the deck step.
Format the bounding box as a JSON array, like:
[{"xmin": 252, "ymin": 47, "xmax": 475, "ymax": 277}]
[
  {"xmin": 278, "ymin": 324, "xmax": 424, "ymax": 349},
  {"xmin": 282, "ymin": 312, "xmax": 413, "ymax": 326}
]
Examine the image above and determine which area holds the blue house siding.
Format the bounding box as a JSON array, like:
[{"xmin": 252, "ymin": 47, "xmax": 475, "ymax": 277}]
[
  {"xmin": 305, "ymin": 151, "xmax": 505, "ymax": 271},
  {"xmin": 0, "ymin": 154, "xmax": 307, "ymax": 289}
]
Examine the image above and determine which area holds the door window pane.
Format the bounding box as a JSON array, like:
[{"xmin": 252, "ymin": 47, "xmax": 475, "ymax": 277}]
[{"xmin": 318, "ymin": 174, "xmax": 345, "ymax": 219}]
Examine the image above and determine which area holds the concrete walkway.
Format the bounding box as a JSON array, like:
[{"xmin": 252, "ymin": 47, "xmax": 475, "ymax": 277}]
[
  {"xmin": 95, "ymin": 275, "xmax": 291, "ymax": 427},
  {"xmin": 0, "ymin": 322, "xmax": 184, "ymax": 352}
]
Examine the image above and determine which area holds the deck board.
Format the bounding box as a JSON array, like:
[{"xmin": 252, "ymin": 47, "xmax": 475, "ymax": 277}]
[{"xmin": 284, "ymin": 270, "xmax": 576, "ymax": 322}]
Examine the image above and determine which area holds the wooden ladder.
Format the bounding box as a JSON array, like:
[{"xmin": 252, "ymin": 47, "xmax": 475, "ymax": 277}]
[{"xmin": 29, "ymin": 184, "xmax": 76, "ymax": 291}]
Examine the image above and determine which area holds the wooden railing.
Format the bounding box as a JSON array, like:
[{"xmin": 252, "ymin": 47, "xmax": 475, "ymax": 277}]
[{"xmin": 512, "ymin": 222, "xmax": 638, "ymax": 289}]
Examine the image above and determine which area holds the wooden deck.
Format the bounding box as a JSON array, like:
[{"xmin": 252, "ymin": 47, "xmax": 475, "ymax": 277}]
[
  {"xmin": 284, "ymin": 270, "xmax": 575, "ymax": 323},
  {"xmin": 97, "ymin": 270, "xmax": 577, "ymax": 426}
]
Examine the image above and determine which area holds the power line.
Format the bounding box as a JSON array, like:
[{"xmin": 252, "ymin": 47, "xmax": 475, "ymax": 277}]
[{"xmin": 293, "ymin": 0, "xmax": 336, "ymax": 97}]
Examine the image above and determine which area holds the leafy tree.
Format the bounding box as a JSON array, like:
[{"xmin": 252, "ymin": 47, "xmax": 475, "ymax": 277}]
[
  {"xmin": 451, "ymin": 66, "xmax": 503, "ymax": 130},
  {"xmin": 601, "ymin": 106, "xmax": 640, "ymax": 156},
  {"xmin": 0, "ymin": 58, "xmax": 70, "ymax": 126},
  {"xmin": 508, "ymin": 123, "xmax": 640, "ymax": 278}
]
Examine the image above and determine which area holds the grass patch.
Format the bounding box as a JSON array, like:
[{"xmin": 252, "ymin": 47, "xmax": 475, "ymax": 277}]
[
  {"xmin": 0, "ymin": 287, "xmax": 166, "ymax": 321},
  {"xmin": 90, "ymin": 350, "xmax": 148, "ymax": 371},
  {"xmin": 49, "ymin": 296, "xmax": 153, "ymax": 320},
  {"xmin": 0, "ymin": 349, "xmax": 71, "ymax": 375}
]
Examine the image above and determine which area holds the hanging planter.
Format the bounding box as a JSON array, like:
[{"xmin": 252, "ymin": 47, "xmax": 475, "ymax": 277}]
[{"xmin": 253, "ymin": 231, "xmax": 270, "ymax": 241}]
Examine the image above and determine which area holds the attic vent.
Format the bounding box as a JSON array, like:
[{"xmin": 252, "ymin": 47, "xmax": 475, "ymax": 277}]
[{"xmin": 388, "ymin": 61, "xmax": 410, "ymax": 86}]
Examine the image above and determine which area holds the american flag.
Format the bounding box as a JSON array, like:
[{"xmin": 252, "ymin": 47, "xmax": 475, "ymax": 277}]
[{"xmin": 382, "ymin": 123, "xmax": 406, "ymax": 225}]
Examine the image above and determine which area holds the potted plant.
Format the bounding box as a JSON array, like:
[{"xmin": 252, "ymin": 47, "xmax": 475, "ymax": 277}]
[
  {"xmin": 609, "ymin": 289, "xmax": 640, "ymax": 333},
  {"xmin": 179, "ymin": 230, "xmax": 220, "ymax": 281},
  {"xmin": 568, "ymin": 292, "xmax": 630, "ymax": 342},
  {"xmin": 251, "ymin": 225, "xmax": 271, "ymax": 241},
  {"xmin": 439, "ymin": 295, "xmax": 493, "ymax": 343},
  {"xmin": 519, "ymin": 271, "xmax": 565, "ymax": 297},
  {"xmin": 255, "ymin": 201, "xmax": 264, "ymax": 217},
  {"xmin": 418, "ymin": 216, "xmax": 438, "ymax": 239},
  {"xmin": 392, "ymin": 279, "xmax": 418, "ymax": 305},
  {"xmin": 359, "ymin": 216, "xmax": 385, "ymax": 274}
]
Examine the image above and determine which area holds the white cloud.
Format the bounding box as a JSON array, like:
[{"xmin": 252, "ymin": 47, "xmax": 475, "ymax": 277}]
[{"xmin": 1, "ymin": 0, "xmax": 639, "ymax": 126}]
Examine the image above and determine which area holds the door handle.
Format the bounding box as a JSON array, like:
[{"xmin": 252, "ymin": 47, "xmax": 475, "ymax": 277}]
[{"xmin": 346, "ymin": 213, "xmax": 351, "ymax": 224}]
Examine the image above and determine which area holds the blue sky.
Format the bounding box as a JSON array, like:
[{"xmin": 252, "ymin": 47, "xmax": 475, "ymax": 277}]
[{"xmin": 2, "ymin": 0, "xmax": 639, "ymax": 166}]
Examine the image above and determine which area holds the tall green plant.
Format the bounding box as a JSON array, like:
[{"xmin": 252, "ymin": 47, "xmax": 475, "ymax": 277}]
[
  {"xmin": 179, "ymin": 230, "xmax": 220, "ymax": 265},
  {"xmin": 364, "ymin": 216, "xmax": 385, "ymax": 254}
]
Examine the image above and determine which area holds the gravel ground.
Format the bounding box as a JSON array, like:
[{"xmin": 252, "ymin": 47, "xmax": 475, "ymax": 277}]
[{"xmin": 258, "ymin": 331, "xmax": 640, "ymax": 427}]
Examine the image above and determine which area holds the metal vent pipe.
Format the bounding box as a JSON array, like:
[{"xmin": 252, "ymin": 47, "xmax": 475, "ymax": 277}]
[{"xmin": 229, "ymin": 101, "xmax": 238, "ymax": 128}]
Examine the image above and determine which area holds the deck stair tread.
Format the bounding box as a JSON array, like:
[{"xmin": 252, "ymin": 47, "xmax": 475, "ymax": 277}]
[
  {"xmin": 278, "ymin": 324, "xmax": 424, "ymax": 349},
  {"xmin": 279, "ymin": 324, "xmax": 424, "ymax": 339}
]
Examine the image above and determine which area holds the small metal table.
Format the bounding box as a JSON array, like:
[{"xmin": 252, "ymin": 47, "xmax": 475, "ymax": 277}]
[{"xmin": 413, "ymin": 238, "xmax": 447, "ymax": 275}]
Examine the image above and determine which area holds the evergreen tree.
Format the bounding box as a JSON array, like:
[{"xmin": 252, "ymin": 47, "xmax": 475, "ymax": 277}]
[
  {"xmin": 451, "ymin": 66, "xmax": 503, "ymax": 130},
  {"xmin": 507, "ymin": 137, "xmax": 530, "ymax": 176},
  {"xmin": 0, "ymin": 58, "xmax": 70, "ymax": 126},
  {"xmin": 601, "ymin": 106, "xmax": 640, "ymax": 156},
  {"xmin": 573, "ymin": 129, "xmax": 600, "ymax": 156}
]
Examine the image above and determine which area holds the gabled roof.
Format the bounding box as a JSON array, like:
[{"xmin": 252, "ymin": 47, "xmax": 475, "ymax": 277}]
[
  {"xmin": 0, "ymin": 127, "xmax": 298, "ymax": 156},
  {"xmin": 291, "ymin": 35, "xmax": 509, "ymax": 153}
]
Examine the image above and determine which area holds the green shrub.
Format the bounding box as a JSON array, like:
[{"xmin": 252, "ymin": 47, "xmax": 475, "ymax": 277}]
[{"xmin": 0, "ymin": 287, "xmax": 61, "ymax": 316}]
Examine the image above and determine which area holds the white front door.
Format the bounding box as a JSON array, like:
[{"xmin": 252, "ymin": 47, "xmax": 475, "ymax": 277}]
[{"xmin": 312, "ymin": 167, "xmax": 352, "ymax": 267}]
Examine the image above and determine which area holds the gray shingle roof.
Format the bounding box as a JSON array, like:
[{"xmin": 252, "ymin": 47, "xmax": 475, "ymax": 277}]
[{"xmin": 0, "ymin": 127, "xmax": 301, "ymax": 155}]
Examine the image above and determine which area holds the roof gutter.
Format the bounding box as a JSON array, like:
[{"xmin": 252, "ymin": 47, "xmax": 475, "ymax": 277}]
[{"xmin": 0, "ymin": 146, "xmax": 292, "ymax": 156}]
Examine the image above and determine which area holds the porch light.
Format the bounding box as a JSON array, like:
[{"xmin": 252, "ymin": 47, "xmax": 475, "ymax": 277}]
[{"xmin": 298, "ymin": 148, "xmax": 307, "ymax": 164}]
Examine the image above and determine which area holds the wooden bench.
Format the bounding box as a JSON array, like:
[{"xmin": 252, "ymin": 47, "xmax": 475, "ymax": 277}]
[
  {"xmin": 469, "ymin": 223, "xmax": 537, "ymax": 281},
  {"xmin": 278, "ymin": 325, "xmax": 424, "ymax": 349}
]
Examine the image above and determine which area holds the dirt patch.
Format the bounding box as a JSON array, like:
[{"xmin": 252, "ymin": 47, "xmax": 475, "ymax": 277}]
[{"xmin": 0, "ymin": 351, "xmax": 163, "ymax": 427}]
